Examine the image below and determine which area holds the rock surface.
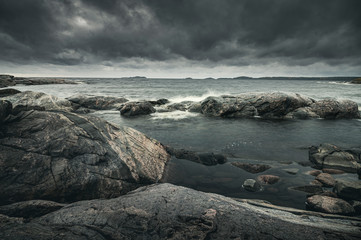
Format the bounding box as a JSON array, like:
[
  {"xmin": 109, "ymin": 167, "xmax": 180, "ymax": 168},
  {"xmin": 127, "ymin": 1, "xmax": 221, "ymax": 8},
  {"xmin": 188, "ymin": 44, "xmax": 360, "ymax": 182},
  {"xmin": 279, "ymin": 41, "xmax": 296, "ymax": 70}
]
[
  {"xmin": 14, "ymin": 77, "xmax": 75, "ymax": 85},
  {"xmin": 309, "ymin": 143, "xmax": 361, "ymax": 173},
  {"xmin": 0, "ymin": 75, "xmax": 15, "ymax": 88},
  {"xmin": 0, "ymin": 88, "xmax": 21, "ymax": 97},
  {"xmin": 256, "ymin": 175, "xmax": 280, "ymax": 185},
  {"xmin": 310, "ymin": 99, "xmax": 360, "ymax": 119},
  {"xmin": 0, "ymin": 100, "xmax": 12, "ymax": 123},
  {"xmin": 1, "ymin": 184, "xmax": 360, "ymax": 240},
  {"xmin": 120, "ymin": 101, "xmax": 156, "ymax": 116},
  {"xmin": 315, "ymin": 173, "xmax": 336, "ymax": 187},
  {"xmin": 1, "ymin": 91, "xmax": 73, "ymax": 112},
  {"xmin": 306, "ymin": 195, "xmax": 355, "ymax": 215},
  {"xmin": 0, "ymin": 110, "xmax": 170, "ymax": 205},
  {"xmin": 67, "ymin": 94, "xmax": 128, "ymax": 110},
  {"xmin": 334, "ymin": 180, "xmax": 361, "ymax": 201},
  {"xmin": 231, "ymin": 162, "xmax": 271, "ymax": 173},
  {"xmin": 350, "ymin": 77, "xmax": 361, "ymax": 84},
  {"xmin": 243, "ymin": 179, "xmax": 262, "ymax": 192}
]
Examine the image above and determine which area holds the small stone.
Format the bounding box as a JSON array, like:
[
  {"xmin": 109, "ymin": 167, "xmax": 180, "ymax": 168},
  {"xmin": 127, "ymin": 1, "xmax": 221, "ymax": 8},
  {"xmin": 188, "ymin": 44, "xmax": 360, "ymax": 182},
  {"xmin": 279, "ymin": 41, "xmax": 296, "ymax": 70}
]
[
  {"xmin": 315, "ymin": 173, "xmax": 336, "ymax": 187},
  {"xmin": 306, "ymin": 195, "xmax": 355, "ymax": 215},
  {"xmin": 322, "ymin": 168, "xmax": 345, "ymax": 174},
  {"xmin": 256, "ymin": 175, "xmax": 280, "ymax": 185},
  {"xmin": 310, "ymin": 180, "xmax": 323, "ymax": 186},
  {"xmin": 243, "ymin": 179, "xmax": 262, "ymax": 192},
  {"xmin": 283, "ymin": 168, "xmax": 299, "ymax": 175},
  {"xmin": 306, "ymin": 170, "xmax": 321, "ymax": 176}
]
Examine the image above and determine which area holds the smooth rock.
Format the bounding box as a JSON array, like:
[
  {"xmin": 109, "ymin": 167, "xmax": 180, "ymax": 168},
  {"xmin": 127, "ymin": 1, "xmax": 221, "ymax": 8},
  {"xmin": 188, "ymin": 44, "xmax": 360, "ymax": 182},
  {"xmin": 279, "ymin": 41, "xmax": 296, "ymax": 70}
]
[
  {"xmin": 120, "ymin": 101, "xmax": 156, "ymax": 116},
  {"xmin": 334, "ymin": 180, "xmax": 361, "ymax": 200},
  {"xmin": 0, "ymin": 110, "xmax": 170, "ymax": 204},
  {"xmin": 67, "ymin": 94, "xmax": 128, "ymax": 110},
  {"xmin": 311, "ymin": 99, "xmax": 360, "ymax": 119},
  {"xmin": 231, "ymin": 162, "xmax": 271, "ymax": 173},
  {"xmin": 283, "ymin": 168, "xmax": 299, "ymax": 175},
  {"xmin": 1, "ymin": 184, "xmax": 360, "ymax": 240},
  {"xmin": 243, "ymin": 179, "xmax": 261, "ymax": 192},
  {"xmin": 1, "ymin": 91, "xmax": 73, "ymax": 112},
  {"xmin": 256, "ymin": 175, "xmax": 280, "ymax": 185},
  {"xmin": 306, "ymin": 195, "xmax": 355, "ymax": 215},
  {"xmin": 316, "ymin": 173, "xmax": 336, "ymax": 187},
  {"xmin": 322, "ymin": 168, "xmax": 345, "ymax": 174},
  {"xmin": 306, "ymin": 170, "xmax": 321, "ymax": 176},
  {"xmin": 0, "ymin": 88, "xmax": 21, "ymax": 97}
]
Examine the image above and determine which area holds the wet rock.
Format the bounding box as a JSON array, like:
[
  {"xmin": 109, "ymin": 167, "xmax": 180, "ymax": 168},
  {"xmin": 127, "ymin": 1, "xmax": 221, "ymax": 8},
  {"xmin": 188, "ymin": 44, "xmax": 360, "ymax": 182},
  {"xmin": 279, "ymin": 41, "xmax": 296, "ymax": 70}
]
[
  {"xmin": 243, "ymin": 179, "xmax": 262, "ymax": 192},
  {"xmin": 350, "ymin": 78, "xmax": 361, "ymax": 84},
  {"xmin": 0, "ymin": 75, "xmax": 15, "ymax": 88},
  {"xmin": 334, "ymin": 180, "xmax": 361, "ymax": 200},
  {"xmin": 1, "ymin": 184, "xmax": 360, "ymax": 240},
  {"xmin": 322, "ymin": 168, "xmax": 345, "ymax": 174},
  {"xmin": 188, "ymin": 103, "xmax": 202, "ymax": 113},
  {"xmin": 256, "ymin": 175, "xmax": 280, "ymax": 185},
  {"xmin": 319, "ymin": 191, "xmax": 338, "ymax": 198},
  {"xmin": 231, "ymin": 162, "xmax": 271, "ymax": 173},
  {"xmin": 310, "ymin": 180, "xmax": 323, "ymax": 186},
  {"xmin": 0, "ymin": 200, "xmax": 65, "ymax": 219},
  {"xmin": 1, "ymin": 91, "xmax": 73, "ymax": 112},
  {"xmin": 315, "ymin": 173, "xmax": 336, "ymax": 187},
  {"xmin": 349, "ymin": 200, "xmax": 361, "ymax": 214},
  {"xmin": 11, "ymin": 105, "xmax": 45, "ymax": 115},
  {"xmin": 120, "ymin": 101, "xmax": 156, "ymax": 116},
  {"xmin": 310, "ymin": 99, "xmax": 360, "ymax": 119},
  {"xmin": 67, "ymin": 94, "xmax": 128, "ymax": 110},
  {"xmin": 306, "ymin": 195, "xmax": 355, "ymax": 215},
  {"xmin": 149, "ymin": 98, "xmax": 169, "ymax": 106},
  {"xmin": 165, "ymin": 146, "xmax": 227, "ymax": 166},
  {"xmin": 309, "ymin": 143, "xmax": 361, "ymax": 173},
  {"xmin": 283, "ymin": 168, "xmax": 299, "ymax": 175},
  {"xmin": 306, "ymin": 170, "xmax": 321, "ymax": 176},
  {"xmin": 0, "ymin": 110, "xmax": 170, "ymax": 205},
  {"xmin": 0, "ymin": 88, "xmax": 21, "ymax": 97},
  {"xmin": 285, "ymin": 107, "xmax": 319, "ymax": 119},
  {"xmin": 0, "ymin": 100, "xmax": 12, "ymax": 123},
  {"xmin": 290, "ymin": 185, "xmax": 323, "ymax": 194}
]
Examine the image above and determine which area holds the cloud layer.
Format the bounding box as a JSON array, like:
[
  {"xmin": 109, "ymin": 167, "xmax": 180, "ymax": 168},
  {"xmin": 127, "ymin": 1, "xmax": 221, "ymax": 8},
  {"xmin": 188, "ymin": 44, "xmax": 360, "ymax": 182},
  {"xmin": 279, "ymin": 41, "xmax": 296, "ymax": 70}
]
[{"xmin": 0, "ymin": 0, "xmax": 360, "ymax": 76}]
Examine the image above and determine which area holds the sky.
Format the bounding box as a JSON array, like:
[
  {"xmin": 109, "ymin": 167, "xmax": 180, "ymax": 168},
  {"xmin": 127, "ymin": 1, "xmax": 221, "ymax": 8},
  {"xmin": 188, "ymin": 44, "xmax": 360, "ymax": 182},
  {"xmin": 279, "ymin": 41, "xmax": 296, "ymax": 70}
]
[{"xmin": 0, "ymin": 0, "xmax": 360, "ymax": 78}]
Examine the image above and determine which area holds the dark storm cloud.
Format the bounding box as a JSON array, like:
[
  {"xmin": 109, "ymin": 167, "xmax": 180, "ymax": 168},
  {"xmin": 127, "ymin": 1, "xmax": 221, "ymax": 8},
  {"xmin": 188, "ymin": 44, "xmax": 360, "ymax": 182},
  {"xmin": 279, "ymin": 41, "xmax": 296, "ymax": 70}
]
[{"xmin": 0, "ymin": 0, "xmax": 360, "ymax": 67}]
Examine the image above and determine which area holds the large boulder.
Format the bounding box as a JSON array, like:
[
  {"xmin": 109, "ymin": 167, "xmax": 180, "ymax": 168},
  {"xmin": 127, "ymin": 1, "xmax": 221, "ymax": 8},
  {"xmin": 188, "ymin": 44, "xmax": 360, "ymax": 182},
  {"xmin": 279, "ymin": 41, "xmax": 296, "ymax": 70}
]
[
  {"xmin": 306, "ymin": 195, "xmax": 355, "ymax": 215},
  {"xmin": 310, "ymin": 99, "xmax": 360, "ymax": 119},
  {"xmin": 0, "ymin": 110, "xmax": 170, "ymax": 205},
  {"xmin": 1, "ymin": 184, "xmax": 360, "ymax": 240},
  {"xmin": 0, "ymin": 75, "xmax": 15, "ymax": 88},
  {"xmin": 334, "ymin": 180, "xmax": 361, "ymax": 201},
  {"xmin": 67, "ymin": 94, "xmax": 128, "ymax": 110},
  {"xmin": 1, "ymin": 91, "xmax": 73, "ymax": 112},
  {"xmin": 0, "ymin": 100, "xmax": 12, "ymax": 123},
  {"xmin": 0, "ymin": 89, "xmax": 21, "ymax": 98},
  {"xmin": 120, "ymin": 101, "xmax": 156, "ymax": 116},
  {"xmin": 309, "ymin": 144, "xmax": 361, "ymax": 173}
]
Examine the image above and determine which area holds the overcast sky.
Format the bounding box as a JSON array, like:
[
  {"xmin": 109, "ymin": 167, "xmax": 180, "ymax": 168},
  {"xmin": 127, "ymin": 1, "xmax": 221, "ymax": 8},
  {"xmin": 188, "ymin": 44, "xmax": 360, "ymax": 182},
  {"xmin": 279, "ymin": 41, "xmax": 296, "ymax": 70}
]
[{"xmin": 0, "ymin": 0, "xmax": 360, "ymax": 78}]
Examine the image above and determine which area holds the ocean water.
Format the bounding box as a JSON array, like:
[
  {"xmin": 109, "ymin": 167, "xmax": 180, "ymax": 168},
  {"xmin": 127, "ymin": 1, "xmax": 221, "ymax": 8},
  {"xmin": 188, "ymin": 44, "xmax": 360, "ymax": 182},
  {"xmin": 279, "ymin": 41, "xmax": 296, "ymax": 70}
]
[{"xmin": 11, "ymin": 78, "xmax": 361, "ymax": 209}]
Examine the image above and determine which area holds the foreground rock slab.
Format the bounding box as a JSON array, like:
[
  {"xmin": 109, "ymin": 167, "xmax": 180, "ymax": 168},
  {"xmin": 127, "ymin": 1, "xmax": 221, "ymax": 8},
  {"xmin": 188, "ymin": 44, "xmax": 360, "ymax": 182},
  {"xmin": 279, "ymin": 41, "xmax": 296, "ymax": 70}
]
[
  {"xmin": 67, "ymin": 94, "xmax": 128, "ymax": 110},
  {"xmin": 0, "ymin": 110, "xmax": 170, "ymax": 204},
  {"xmin": 1, "ymin": 184, "xmax": 360, "ymax": 240}
]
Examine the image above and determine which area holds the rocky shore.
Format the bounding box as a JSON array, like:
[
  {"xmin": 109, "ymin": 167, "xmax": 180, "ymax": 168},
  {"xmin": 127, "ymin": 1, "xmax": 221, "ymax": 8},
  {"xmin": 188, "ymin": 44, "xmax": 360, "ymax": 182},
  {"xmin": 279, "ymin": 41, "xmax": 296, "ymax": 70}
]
[
  {"xmin": 0, "ymin": 74, "xmax": 75, "ymax": 88},
  {"xmin": 1, "ymin": 90, "xmax": 361, "ymax": 239}
]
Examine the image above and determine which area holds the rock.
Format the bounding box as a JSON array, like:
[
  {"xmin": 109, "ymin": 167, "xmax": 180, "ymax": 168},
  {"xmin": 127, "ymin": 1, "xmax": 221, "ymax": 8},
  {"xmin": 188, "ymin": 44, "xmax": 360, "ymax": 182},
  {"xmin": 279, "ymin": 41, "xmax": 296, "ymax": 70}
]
[
  {"xmin": 0, "ymin": 89, "xmax": 21, "ymax": 97},
  {"xmin": 350, "ymin": 77, "xmax": 361, "ymax": 84},
  {"xmin": 14, "ymin": 77, "xmax": 75, "ymax": 85},
  {"xmin": 1, "ymin": 184, "xmax": 361, "ymax": 240},
  {"xmin": 231, "ymin": 162, "xmax": 271, "ymax": 173},
  {"xmin": 165, "ymin": 147, "xmax": 227, "ymax": 166},
  {"xmin": 306, "ymin": 195, "xmax": 355, "ymax": 215},
  {"xmin": 256, "ymin": 175, "xmax": 280, "ymax": 185},
  {"xmin": 120, "ymin": 101, "xmax": 156, "ymax": 116},
  {"xmin": 283, "ymin": 168, "xmax": 299, "ymax": 175},
  {"xmin": 188, "ymin": 103, "xmax": 202, "ymax": 113},
  {"xmin": 0, "ymin": 100, "xmax": 12, "ymax": 123},
  {"xmin": 309, "ymin": 143, "xmax": 361, "ymax": 173},
  {"xmin": 149, "ymin": 98, "xmax": 169, "ymax": 106},
  {"xmin": 320, "ymin": 191, "xmax": 338, "ymax": 198},
  {"xmin": 0, "ymin": 75, "xmax": 15, "ymax": 88},
  {"xmin": 290, "ymin": 185, "xmax": 323, "ymax": 194},
  {"xmin": 0, "ymin": 200, "xmax": 65, "ymax": 219},
  {"xmin": 322, "ymin": 168, "xmax": 345, "ymax": 174},
  {"xmin": 306, "ymin": 170, "xmax": 321, "ymax": 176},
  {"xmin": 334, "ymin": 180, "xmax": 361, "ymax": 201},
  {"xmin": 310, "ymin": 99, "xmax": 360, "ymax": 119},
  {"xmin": 0, "ymin": 110, "xmax": 170, "ymax": 205},
  {"xmin": 349, "ymin": 200, "xmax": 361, "ymax": 214},
  {"xmin": 285, "ymin": 107, "xmax": 320, "ymax": 119},
  {"xmin": 67, "ymin": 94, "xmax": 128, "ymax": 110},
  {"xmin": 11, "ymin": 105, "xmax": 45, "ymax": 115},
  {"xmin": 1, "ymin": 91, "xmax": 73, "ymax": 112},
  {"xmin": 243, "ymin": 179, "xmax": 262, "ymax": 192},
  {"xmin": 310, "ymin": 180, "xmax": 323, "ymax": 186},
  {"xmin": 315, "ymin": 173, "xmax": 336, "ymax": 187}
]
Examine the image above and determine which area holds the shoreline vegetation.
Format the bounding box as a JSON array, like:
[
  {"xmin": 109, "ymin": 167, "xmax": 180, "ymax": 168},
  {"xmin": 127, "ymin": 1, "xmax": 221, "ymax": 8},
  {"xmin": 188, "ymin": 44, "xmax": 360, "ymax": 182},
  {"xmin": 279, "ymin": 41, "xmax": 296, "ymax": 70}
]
[{"xmin": 1, "ymin": 74, "xmax": 361, "ymax": 239}]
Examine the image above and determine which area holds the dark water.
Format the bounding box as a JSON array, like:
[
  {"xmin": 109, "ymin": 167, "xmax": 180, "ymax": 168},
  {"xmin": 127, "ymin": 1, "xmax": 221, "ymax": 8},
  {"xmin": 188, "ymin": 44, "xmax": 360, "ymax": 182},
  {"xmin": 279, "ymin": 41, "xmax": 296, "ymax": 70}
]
[{"xmin": 11, "ymin": 78, "xmax": 361, "ymax": 209}]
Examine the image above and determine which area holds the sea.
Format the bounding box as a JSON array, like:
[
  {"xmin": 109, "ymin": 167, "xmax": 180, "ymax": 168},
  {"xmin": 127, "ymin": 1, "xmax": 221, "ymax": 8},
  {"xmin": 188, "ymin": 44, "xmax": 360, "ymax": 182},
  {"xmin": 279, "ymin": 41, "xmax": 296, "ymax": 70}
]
[{"xmin": 11, "ymin": 78, "xmax": 361, "ymax": 210}]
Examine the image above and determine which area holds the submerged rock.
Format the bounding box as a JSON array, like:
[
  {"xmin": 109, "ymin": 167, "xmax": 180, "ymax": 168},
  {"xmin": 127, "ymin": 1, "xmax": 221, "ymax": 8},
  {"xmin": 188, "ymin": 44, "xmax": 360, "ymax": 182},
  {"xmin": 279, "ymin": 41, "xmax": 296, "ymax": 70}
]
[
  {"xmin": 283, "ymin": 168, "xmax": 300, "ymax": 175},
  {"xmin": 334, "ymin": 180, "xmax": 361, "ymax": 201},
  {"xmin": 120, "ymin": 101, "xmax": 156, "ymax": 116},
  {"xmin": 290, "ymin": 185, "xmax": 323, "ymax": 194},
  {"xmin": 309, "ymin": 143, "xmax": 361, "ymax": 173},
  {"xmin": 1, "ymin": 184, "xmax": 360, "ymax": 240},
  {"xmin": 231, "ymin": 162, "xmax": 271, "ymax": 173},
  {"xmin": 256, "ymin": 175, "xmax": 280, "ymax": 185},
  {"xmin": 0, "ymin": 110, "xmax": 170, "ymax": 204},
  {"xmin": 306, "ymin": 195, "xmax": 355, "ymax": 215},
  {"xmin": 1, "ymin": 91, "xmax": 73, "ymax": 112},
  {"xmin": 67, "ymin": 94, "xmax": 128, "ymax": 110},
  {"xmin": 243, "ymin": 179, "xmax": 262, "ymax": 192}
]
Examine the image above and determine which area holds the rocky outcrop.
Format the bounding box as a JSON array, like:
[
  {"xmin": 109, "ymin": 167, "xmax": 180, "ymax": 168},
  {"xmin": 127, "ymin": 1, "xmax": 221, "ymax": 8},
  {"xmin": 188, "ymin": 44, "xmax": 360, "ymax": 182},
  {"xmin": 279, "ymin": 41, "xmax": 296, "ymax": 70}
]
[
  {"xmin": 0, "ymin": 100, "xmax": 12, "ymax": 123},
  {"xmin": 120, "ymin": 101, "xmax": 156, "ymax": 116},
  {"xmin": 0, "ymin": 75, "xmax": 15, "ymax": 88},
  {"xmin": 334, "ymin": 180, "xmax": 361, "ymax": 201},
  {"xmin": 0, "ymin": 110, "xmax": 170, "ymax": 205},
  {"xmin": 0, "ymin": 89, "xmax": 21, "ymax": 97},
  {"xmin": 1, "ymin": 91, "xmax": 73, "ymax": 112},
  {"xmin": 310, "ymin": 99, "xmax": 360, "ymax": 119},
  {"xmin": 67, "ymin": 94, "xmax": 128, "ymax": 110},
  {"xmin": 350, "ymin": 77, "xmax": 361, "ymax": 84},
  {"xmin": 306, "ymin": 195, "xmax": 355, "ymax": 215},
  {"xmin": 309, "ymin": 143, "xmax": 361, "ymax": 173},
  {"xmin": 14, "ymin": 77, "xmax": 75, "ymax": 85},
  {"xmin": 1, "ymin": 184, "xmax": 360, "ymax": 240}
]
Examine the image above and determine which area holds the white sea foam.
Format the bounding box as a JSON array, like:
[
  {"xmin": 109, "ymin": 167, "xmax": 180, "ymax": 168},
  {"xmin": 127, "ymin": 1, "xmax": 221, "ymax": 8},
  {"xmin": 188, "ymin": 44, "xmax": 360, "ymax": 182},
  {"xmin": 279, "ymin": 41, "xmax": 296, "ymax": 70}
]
[
  {"xmin": 168, "ymin": 90, "xmax": 229, "ymax": 103},
  {"xmin": 151, "ymin": 110, "xmax": 199, "ymax": 120}
]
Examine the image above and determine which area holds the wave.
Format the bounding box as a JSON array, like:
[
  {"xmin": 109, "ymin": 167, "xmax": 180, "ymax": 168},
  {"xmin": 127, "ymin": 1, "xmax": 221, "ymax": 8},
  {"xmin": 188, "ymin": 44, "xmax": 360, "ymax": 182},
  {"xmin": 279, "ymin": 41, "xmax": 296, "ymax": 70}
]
[
  {"xmin": 168, "ymin": 90, "xmax": 230, "ymax": 103},
  {"xmin": 151, "ymin": 110, "xmax": 200, "ymax": 120}
]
